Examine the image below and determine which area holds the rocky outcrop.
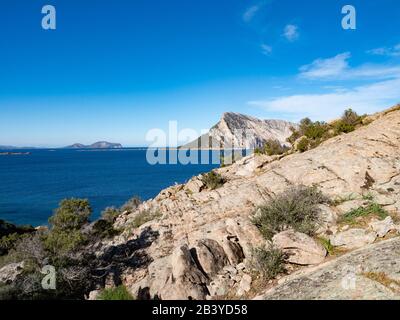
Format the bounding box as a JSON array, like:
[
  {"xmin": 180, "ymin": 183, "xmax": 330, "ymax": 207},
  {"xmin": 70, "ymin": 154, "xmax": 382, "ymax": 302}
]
[
  {"xmin": 256, "ymin": 237, "xmax": 400, "ymax": 300},
  {"xmin": 182, "ymin": 112, "xmax": 296, "ymax": 149},
  {"xmin": 101, "ymin": 106, "xmax": 400, "ymax": 300},
  {"xmin": 330, "ymin": 229, "xmax": 377, "ymax": 250}
]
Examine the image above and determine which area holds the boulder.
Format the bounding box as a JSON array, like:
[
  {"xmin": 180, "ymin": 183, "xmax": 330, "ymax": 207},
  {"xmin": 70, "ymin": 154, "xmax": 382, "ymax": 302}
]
[
  {"xmin": 330, "ymin": 229, "xmax": 377, "ymax": 250},
  {"xmin": 168, "ymin": 245, "xmax": 209, "ymax": 300},
  {"xmin": 194, "ymin": 239, "xmax": 229, "ymax": 277},
  {"xmin": 369, "ymin": 217, "xmax": 396, "ymax": 238},
  {"xmin": 272, "ymin": 230, "xmax": 327, "ymax": 265}
]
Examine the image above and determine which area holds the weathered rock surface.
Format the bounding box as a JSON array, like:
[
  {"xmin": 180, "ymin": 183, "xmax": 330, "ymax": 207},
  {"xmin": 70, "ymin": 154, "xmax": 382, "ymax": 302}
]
[
  {"xmin": 182, "ymin": 112, "xmax": 297, "ymax": 149},
  {"xmin": 256, "ymin": 237, "xmax": 400, "ymax": 300},
  {"xmin": 330, "ymin": 229, "xmax": 377, "ymax": 250},
  {"xmin": 369, "ymin": 217, "xmax": 396, "ymax": 238},
  {"xmin": 272, "ymin": 230, "xmax": 327, "ymax": 265},
  {"xmin": 106, "ymin": 107, "xmax": 400, "ymax": 299}
]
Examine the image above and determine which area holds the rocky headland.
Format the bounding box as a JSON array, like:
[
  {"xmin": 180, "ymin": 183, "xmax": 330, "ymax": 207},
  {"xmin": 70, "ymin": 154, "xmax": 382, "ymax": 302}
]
[{"xmin": 1, "ymin": 105, "xmax": 400, "ymax": 300}]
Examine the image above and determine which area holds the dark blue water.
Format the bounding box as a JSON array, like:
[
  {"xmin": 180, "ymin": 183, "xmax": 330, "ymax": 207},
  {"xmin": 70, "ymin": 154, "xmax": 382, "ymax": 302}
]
[{"xmin": 0, "ymin": 149, "xmax": 219, "ymax": 226}]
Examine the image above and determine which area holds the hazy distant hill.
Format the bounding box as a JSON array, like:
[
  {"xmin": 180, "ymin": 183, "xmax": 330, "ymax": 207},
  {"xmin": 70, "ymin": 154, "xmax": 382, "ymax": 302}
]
[
  {"xmin": 64, "ymin": 141, "xmax": 123, "ymax": 149},
  {"xmin": 182, "ymin": 112, "xmax": 297, "ymax": 149}
]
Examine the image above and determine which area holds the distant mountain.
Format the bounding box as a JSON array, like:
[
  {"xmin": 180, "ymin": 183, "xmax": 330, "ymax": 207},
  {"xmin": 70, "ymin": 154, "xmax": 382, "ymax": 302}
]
[
  {"xmin": 64, "ymin": 141, "xmax": 123, "ymax": 149},
  {"xmin": 181, "ymin": 112, "xmax": 297, "ymax": 149}
]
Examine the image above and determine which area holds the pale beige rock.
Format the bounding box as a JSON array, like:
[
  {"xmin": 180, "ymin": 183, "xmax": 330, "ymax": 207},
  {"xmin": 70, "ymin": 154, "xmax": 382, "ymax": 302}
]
[
  {"xmin": 194, "ymin": 239, "xmax": 229, "ymax": 276},
  {"xmin": 330, "ymin": 229, "xmax": 377, "ymax": 250},
  {"xmin": 272, "ymin": 230, "xmax": 327, "ymax": 265},
  {"xmin": 369, "ymin": 217, "xmax": 396, "ymax": 238},
  {"xmin": 256, "ymin": 237, "xmax": 400, "ymax": 300},
  {"xmin": 237, "ymin": 274, "xmax": 252, "ymax": 296},
  {"xmin": 316, "ymin": 204, "xmax": 338, "ymax": 234},
  {"xmin": 185, "ymin": 178, "xmax": 204, "ymax": 194}
]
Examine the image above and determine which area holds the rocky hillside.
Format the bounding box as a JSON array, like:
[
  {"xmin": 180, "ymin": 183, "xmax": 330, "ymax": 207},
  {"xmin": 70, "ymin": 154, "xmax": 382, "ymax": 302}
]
[
  {"xmin": 88, "ymin": 105, "xmax": 400, "ymax": 300},
  {"xmin": 2, "ymin": 106, "xmax": 400, "ymax": 300},
  {"xmin": 182, "ymin": 112, "xmax": 296, "ymax": 149}
]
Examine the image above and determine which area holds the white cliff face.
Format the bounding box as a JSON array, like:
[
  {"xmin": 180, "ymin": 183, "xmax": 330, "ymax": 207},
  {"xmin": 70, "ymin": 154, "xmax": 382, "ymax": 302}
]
[{"xmin": 183, "ymin": 112, "xmax": 297, "ymax": 149}]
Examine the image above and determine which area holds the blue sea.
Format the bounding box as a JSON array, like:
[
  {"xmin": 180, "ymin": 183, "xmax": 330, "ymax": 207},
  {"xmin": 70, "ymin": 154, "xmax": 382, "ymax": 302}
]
[{"xmin": 0, "ymin": 149, "xmax": 219, "ymax": 226}]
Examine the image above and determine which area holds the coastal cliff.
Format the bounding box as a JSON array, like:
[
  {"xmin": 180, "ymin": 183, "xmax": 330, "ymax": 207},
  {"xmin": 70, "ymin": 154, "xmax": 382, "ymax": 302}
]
[
  {"xmin": 94, "ymin": 105, "xmax": 400, "ymax": 300},
  {"xmin": 182, "ymin": 112, "xmax": 296, "ymax": 149},
  {"xmin": 1, "ymin": 105, "xmax": 400, "ymax": 300}
]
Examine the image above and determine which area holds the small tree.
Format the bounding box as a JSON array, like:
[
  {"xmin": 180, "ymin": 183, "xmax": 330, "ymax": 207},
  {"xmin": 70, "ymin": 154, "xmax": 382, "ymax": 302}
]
[{"xmin": 49, "ymin": 198, "xmax": 92, "ymax": 231}]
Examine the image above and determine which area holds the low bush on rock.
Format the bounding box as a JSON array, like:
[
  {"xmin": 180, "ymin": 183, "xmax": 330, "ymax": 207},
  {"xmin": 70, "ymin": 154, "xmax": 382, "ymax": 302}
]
[
  {"xmin": 333, "ymin": 109, "xmax": 365, "ymax": 134},
  {"xmin": 121, "ymin": 196, "xmax": 142, "ymax": 213},
  {"xmin": 101, "ymin": 206, "xmax": 121, "ymax": 223},
  {"xmin": 287, "ymin": 108, "xmax": 365, "ymax": 154},
  {"xmin": 259, "ymin": 139, "xmax": 289, "ymax": 156},
  {"xmin": 251, "ymin": 246, "xmax": 286, "ymax": 280},
  {"xmin": 201, "ymin": 171, "xmax": 226, "ymax": 190},
  {"xmin": 97, "ymin": 285, "xmax": 134, "ymax": 300},
  {"xmin": 252, "ymin": 185, "xmax": 330, "ymax": 240},
  {"xmin": 129, "ymin": 210, "xmax": 162, "ymax": 229}
]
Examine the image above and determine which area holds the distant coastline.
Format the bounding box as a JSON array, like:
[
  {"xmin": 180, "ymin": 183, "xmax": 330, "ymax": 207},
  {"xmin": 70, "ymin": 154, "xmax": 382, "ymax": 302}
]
[{"xmin": 0, "ymin": 152, "xmax": 30, "ymax": 156}]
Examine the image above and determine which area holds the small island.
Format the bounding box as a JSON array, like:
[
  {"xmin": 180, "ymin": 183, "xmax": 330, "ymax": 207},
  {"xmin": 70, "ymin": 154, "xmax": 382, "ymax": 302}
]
[{"xmin": 64, "ymin": 141, "xmax": 123, "ymax": 149}]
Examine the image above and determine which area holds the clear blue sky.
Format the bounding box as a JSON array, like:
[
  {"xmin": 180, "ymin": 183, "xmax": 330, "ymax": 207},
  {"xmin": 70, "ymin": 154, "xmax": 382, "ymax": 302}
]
[{"xmin": 1, "ymin": 0, "xmax": 400, "ymax": 147}]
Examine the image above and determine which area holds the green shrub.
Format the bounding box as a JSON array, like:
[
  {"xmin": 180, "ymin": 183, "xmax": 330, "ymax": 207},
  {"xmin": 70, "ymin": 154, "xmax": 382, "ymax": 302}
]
[
  {"xmin": 252, "ymin": 185, "xmax": 329, "ymax": 240},
  {"xmin": 318, "ymin": 237, "xmax": 335, "ymax": 256},
  {"xmin": 130, "ymin": 210, "xmax": 161, "ymax": 229},
  {"xmin": 0, "ymin": 233, "xmax": 29, "ymax": 256},
  {"xmin": 49, "ymin": 198, "xmax": 92, "ymax": 231},
  {"xmin": 334, "ymin": 108, "xmax": 363, "ymax": 134},
  {"xmin": 101, "ymin": 207, "xmax": 121, "ymax": 223},
  {"xmin": 43, "ymin": 229, "xmax": 86, "ymax": 256},
  {"xmin": 252, "ymin": 246, "xmax": 286, "ymax": 280},
  {"xmin": 90, "ymin": 219, "xmax": 120, "ymax": 239},
  {"xmin": 338, "ymin": 203, "xmax": 388, "ymax": 225},
  {"xmin": 264, "ymin": 139, "xmax": 289, "ymax": 156},
  {"xmin": 303, "ymin": 121, "xmax": 329, "ymax": 140},
  {"xmin": 121, "ymin": 196, "xmax": 142, "ymax": 212},
  {"xmin": 201, "ymin": 171, "xmax": 226, "ymax": 190},
  {"xmin": 296, "ymin": 137, "xmax": 310, "ymax": 153},
  {"xmin": 97, "ymin": 285, "xmax": 134, "ymax": 300}
]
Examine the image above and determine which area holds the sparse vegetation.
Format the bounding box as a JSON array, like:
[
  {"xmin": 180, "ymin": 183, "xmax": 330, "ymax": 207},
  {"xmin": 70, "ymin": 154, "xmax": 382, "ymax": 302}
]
[
  {"xmin": 296, "ymin": 137, "xmax": 310, "ymax": 153},
  {"xmin": 129, "ymin": 210, "xmax": 162, "ymax": 229},
  {"xmin": 252, "ymin": 185, "xmax": 329, "ymax": 240},
  {"xmin": 333, "ymin": 109, "xmax": 365, "ymax": 134},
  {"xmin": 121, "ymin": 196, "xmax": 142, "ymax": 212},
  {"xmin": 338, "ymin": 203, "xmax": 389, "ymax": 226},
  {"xmin": 97, "ymin": 285, "xmax": 134, "ymax": 300},
  {"xmin": 362, "ymin": 272, "xmax": 400, "ymax": 292},
  {"xmin": 264, "ymin": 139, "xmax": 289, "ymax": 156},
  {"xmin": 287, "ymin": 108, "xmax": 366, "ymax": 154},
  {"xmin": 252, "ymin": 246, "xmax": 286, "ymax": 280},
  {"xmin": 318, "ymin": 237, "xmax": 335, "ymax": 256},
  {"xmin": 101, "ymin": 206, "xmax": 121, "ymax": 223},
  {"xmin": 201, "ymin": 171, "xmax": 226, "ymax": 190}
]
